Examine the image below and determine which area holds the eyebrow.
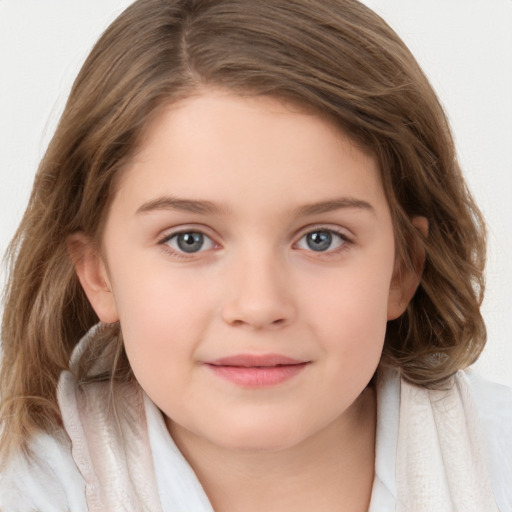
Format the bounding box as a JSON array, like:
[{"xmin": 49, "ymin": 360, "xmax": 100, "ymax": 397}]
[
  {"xmin": 295, "ymin": 197, "xmax": 375, "ymax": 217},
  {"xmin": 136, "ymin": 196, "xmax": 230, "ymax": 216},
  {"xmin": 136, "ymin": 195, "xmax": 375, "ymax": 217}
]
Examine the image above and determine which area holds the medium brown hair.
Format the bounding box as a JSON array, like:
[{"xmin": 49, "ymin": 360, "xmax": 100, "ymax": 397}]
[{"xmin": 1, "ymin": 0, "xmax": 486, "ymax": 460}]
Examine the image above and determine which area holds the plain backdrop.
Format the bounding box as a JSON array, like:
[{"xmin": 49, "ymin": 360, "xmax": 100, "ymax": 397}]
[{"xmin": 1, "ymin": 1, "xmax": 511, "ymax": 386}]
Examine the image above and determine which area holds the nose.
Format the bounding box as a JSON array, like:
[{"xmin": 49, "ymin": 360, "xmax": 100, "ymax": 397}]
[{"xmin": 221, "ymin": 252, "xmax": 296, "ymax": 330}]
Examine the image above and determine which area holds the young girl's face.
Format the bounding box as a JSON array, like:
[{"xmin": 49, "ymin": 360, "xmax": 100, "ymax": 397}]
[{"xmin": 78, "ymin": 91, "xmax": 413, "ymax": 453}]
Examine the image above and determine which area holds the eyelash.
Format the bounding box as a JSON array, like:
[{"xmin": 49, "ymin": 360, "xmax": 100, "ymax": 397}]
[
  {"xmin": 157, "ymin": 229, "xmax": 218, "ymax": 259},
  {"xmin": 294, "ymin": 226, "xmax": 353, "ymax": 257},
  {"xmin": 157, "ymin": 226, "xmax": 354, "ymax": 259}
]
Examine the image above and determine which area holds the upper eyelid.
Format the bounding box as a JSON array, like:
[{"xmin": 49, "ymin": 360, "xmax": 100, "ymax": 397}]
[
  {"xmin": 293, "ymin": 224, "xmax": 354, "ymax": 241},
  {"xmin": 294, "ymin": 228, "xmax": 351, "ymax": 246},
  {"xmin": 157, "ymin": 225, "xmax": 218, "ymax": 244}
]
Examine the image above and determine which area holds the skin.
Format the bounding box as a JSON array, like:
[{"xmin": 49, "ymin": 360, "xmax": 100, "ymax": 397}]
[{"xmin": 72, "ymin": 91, "xmax": 423, "ymax": 511}]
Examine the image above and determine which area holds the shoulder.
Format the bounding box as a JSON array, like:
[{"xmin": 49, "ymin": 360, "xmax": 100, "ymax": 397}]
[
  {"xmin": 373, "ymin": 369, "xmax": 512, "ymax": 511},
  {"xmin": 464, "ymin": 369, "xmax": 512, "ymax": 510},
  {"xmin": 0, "ymin": 431, "xmax": 87, "ymax": 512},
  {"xmin": 464, "ymin": 368, "xmax": 512, "ymax": 426}
]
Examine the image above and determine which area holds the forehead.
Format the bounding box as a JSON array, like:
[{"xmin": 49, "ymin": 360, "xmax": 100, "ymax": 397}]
[{"xmin": 113, "ymin": 91, "xmax": 388, "ymax": 219}]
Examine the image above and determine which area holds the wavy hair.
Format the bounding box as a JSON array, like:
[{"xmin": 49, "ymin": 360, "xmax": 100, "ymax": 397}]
[{"xmin": 1, "ymin": 0, "xmax": 486, "ymax": 461}]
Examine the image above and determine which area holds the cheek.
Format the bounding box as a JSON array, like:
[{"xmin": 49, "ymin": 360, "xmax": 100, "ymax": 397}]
[
  {"xmin": 108, "ymin": 258, "xmax": 219, "ymax": 371},
  {"xmin": 110, "ymin": 247, "xmax": 215, "ymax": 322},
  {"xmin": 300, "ymin": 253, "xmax": 393, "ymax": 362}
]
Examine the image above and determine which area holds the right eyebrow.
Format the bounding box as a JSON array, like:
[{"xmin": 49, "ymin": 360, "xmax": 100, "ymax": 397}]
[{"xmin": 135, "ymin": 196, "xmax": 230, "ymax": 216}]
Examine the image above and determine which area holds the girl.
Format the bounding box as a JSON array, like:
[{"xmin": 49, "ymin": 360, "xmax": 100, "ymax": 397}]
[{"xmin": 1, "ymin": 0, "xmax": 510, "ymax": 511}]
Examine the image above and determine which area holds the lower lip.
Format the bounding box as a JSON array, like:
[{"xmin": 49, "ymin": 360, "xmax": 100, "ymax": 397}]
[{"xmin": 206, "ymin": 363, "xmax": 309, "ymax": 387}]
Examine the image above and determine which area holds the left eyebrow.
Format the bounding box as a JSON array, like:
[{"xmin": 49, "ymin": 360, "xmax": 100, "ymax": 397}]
[{"xmin": 295, "ymin": 197, "xmax": 375, "ymax": 217}]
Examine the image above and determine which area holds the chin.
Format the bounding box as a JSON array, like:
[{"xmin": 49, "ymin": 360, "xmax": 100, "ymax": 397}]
[
  {"xmin": 217, "ymin": 435, "xmax": 301, "ymax": 454},
  {"xmin": 205, "ymin": 418, "xmax": 312, "ymax": 454}
]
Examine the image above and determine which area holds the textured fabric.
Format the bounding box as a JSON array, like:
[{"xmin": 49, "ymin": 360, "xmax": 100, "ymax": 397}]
[
  {"xmin": 56, "ymin": 323, "xmax": 163, "ymax": 512},
  {"xmin": 396, "ymin": 373, "xmax": 500, "ymax": 512},
  {"xmin": 58, "ymin": 374, "xmax": 163, "ymax": 512},
  {"xmin": 369, "ymin": 370, "xmax": 511, "ymax": 512}
]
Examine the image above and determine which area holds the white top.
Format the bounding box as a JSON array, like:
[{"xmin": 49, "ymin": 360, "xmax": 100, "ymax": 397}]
[{"xmin": 1, "ymin": 369, "xmax": 511, "ymax": 511}]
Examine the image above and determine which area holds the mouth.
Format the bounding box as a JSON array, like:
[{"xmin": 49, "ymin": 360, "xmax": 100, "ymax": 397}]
[{"xmin": 204, "ymin": 354, "xmax": 310, "ymax": 387}]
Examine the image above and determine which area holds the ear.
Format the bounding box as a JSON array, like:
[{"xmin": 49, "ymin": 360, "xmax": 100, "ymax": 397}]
[
  {"xmin": 67, "ymin": 233, "xmax": 119, "ymax": 323},
  {"xmin": 387, "ymin": 216, "xmax": 428, "ymax": 321}
]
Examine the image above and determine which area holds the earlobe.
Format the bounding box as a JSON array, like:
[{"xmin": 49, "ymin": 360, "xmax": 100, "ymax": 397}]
[
  {"xmin": 387, "ymin": 216, "xmax": 428, "ymax": 321},
  {"xmin": 67, "ymin": 233, "xmax": 119, "ymax": 323}
]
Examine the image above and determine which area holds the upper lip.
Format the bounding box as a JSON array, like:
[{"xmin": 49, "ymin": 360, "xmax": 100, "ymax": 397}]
[{"xmin": 206, "ymin": 354, "xmax": 307, "ymax": 367}]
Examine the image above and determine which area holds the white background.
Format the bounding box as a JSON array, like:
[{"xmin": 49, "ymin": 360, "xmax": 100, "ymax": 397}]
[{"xmin": 1, "ymin": 1, "xmax": 511, "ymax": 386}]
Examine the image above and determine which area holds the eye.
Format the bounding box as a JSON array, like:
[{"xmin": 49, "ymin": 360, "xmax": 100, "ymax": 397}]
[
  {"xmin": 163, "ymin": 231, "xmax": 215, "ymax": 254},
  {"xmin": 296, "ymin": 229, "xmax": 347, "ymax": 252}
]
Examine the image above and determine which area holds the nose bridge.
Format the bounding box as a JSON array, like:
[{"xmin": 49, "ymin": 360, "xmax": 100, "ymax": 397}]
[{"xmin": 221, "ymin": 244, "xmax": 295, "ymax": 329}]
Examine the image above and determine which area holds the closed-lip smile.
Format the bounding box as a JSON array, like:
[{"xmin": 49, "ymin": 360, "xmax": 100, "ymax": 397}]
[{"xmin": 204, "ymin": 354, "xmax": 310, "ymax": 387}]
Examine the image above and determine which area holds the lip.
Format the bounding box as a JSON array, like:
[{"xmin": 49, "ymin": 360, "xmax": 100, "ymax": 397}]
[{"xmin": 204, "ymin": 354, "xmax": 310, "ymax": 387}]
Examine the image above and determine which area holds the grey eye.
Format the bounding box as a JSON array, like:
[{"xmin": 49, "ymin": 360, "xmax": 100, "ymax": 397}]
[
  {"xmin": 297, "ymin": 230, "xmax": 344, "ymax": 252},
  {"xmin": 166, "ymin": 232, "xmax": 214, "ymax": 253}
]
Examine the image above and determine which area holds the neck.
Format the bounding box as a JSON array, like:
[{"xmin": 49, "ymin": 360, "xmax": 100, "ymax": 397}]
[{"xmin": 167, "ymin": 387, "xmax": 377, "ymax": 512}]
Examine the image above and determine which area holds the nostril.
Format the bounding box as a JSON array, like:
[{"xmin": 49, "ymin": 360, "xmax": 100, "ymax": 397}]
[
  {"xmin": 220, "ymin": 284, "xmax": 295, "ymax": 329},
  {"xmin": 224, "ymin": 314, "xmax": 290, "ymax": 330}
]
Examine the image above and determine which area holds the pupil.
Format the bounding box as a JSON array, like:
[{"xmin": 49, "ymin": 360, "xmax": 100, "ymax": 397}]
[
  {"xmin": 177, "ymin": 232, "xmax": 204, "ymax": 253},
  {"xmin": 307, "ymin": 231, "xmax": 332, "ymax": 251}
]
